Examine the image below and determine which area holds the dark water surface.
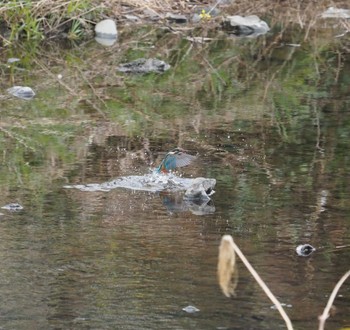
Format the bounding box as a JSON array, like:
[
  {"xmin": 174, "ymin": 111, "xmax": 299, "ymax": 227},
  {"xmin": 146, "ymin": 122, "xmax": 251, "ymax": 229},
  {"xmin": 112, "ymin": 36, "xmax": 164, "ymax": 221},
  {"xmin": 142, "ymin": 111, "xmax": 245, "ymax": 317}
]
[{"xmin": 0, "ymin": 23, "xmax": 349, "ymax": 330}]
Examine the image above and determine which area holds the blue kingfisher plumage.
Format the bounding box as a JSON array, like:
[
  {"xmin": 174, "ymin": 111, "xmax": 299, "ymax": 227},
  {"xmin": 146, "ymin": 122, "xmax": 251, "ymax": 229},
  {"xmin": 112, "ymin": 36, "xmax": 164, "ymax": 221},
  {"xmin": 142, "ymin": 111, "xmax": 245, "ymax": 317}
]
[{"xmin": 155, "ymin": 148, "xmax": 196, "ymax": 173}]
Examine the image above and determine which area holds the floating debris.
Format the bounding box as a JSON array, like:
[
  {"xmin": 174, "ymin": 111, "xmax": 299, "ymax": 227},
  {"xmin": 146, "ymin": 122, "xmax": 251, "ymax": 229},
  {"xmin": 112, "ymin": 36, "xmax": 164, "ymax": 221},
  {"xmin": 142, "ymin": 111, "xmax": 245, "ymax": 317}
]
[
  {"xmin": 117, "ymin": 58, "xmax": 170, "ymax": 74},
  {"xmin": 7, "ymin": 86, "xmax": 35, "ymax": 100},
  {"xmin": 1, "ymin": 203, "xmax": 24, "ymax": 211},
  {"xmin": 296, "ymin": 244, "xmax": 316, "ymax": 257},
  {"xmin": 271, "ymin": 303, "xmax": 292, "ymax": 309},
  {"xmin": 222, "ymin": 15, "xmax": 270, "ymax": 37},
  {"xmin": 182, "ymin": 305, "xmax": 200, "ymax": 313}
]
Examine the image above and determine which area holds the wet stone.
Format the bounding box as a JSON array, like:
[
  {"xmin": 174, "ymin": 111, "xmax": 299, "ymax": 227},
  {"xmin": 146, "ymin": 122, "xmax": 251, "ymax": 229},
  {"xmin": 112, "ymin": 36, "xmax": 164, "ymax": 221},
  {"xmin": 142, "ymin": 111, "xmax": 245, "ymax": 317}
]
[
  {"xmin": 64, "ymin": 173, "xmax": 216, "ymax": 197},
  {"xmin": 296, "ymin": 244, "xmax": 316, "ymax": 257},
  {"xmin": 7, "ymin": 86, "xmax": 35, "ymax": 100},
  {"xmin": 1, "ymin": 203, "xmax": 24, "ymax": 211},
  {"xmin": 184, "ymin": 178, "xmax": 216, "ymax": 201},
  {"xmin": 182, "ymin": 305, "xmax": 200, "ymax": 313},
  {"xmin": 117, "ymin": 58, "xmax": 170, "ymax": 74}
]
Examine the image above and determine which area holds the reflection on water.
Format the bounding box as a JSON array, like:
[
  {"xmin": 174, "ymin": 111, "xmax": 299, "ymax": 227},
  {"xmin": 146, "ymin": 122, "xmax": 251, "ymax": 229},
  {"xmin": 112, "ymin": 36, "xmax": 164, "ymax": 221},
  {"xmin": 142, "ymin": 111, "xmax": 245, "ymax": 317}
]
[{"xmin": 0, "ymin": 23, "xmax": 349, "ymax": 330}]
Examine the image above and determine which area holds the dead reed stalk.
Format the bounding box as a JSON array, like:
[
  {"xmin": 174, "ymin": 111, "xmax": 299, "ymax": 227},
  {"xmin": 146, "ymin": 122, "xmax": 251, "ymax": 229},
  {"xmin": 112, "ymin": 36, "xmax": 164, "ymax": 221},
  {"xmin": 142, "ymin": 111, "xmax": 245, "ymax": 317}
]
[
  {"xmin": 218, "ymin": 235, "xmax": 294, "ymax": 330},
  {"xmin": 318, "ymin": 270, "xmax": 350, "ymax": 330},
  {"xmin": 218, "ymin": 235, "xmax": 350, "ymax": 330}
]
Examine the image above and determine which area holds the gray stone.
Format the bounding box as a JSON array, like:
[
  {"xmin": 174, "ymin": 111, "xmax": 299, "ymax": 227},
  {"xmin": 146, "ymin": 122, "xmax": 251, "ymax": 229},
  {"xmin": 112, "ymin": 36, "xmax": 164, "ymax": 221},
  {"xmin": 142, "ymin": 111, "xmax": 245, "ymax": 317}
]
[
  {"xmin": 222, "ymin": 15, "xmax": 270, "ymax": 37},
  {"xmin": 165, "ymin": 13, "xmax": 188, "ymax": 23},
  {"xmin": 143, "ymin": 8, "xmax": 162, "ymax": 21},
  {"xmin": 7, "ymin": 86, "xmax": 35, "ymax": 100}
]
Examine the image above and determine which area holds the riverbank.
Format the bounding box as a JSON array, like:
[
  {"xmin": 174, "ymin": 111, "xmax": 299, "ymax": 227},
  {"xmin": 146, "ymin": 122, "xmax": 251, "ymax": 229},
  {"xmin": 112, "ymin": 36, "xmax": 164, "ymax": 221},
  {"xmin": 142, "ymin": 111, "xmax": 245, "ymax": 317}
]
[{"xmin": 1, "ymin": 0, "xmax": 349, "ymax": 42}]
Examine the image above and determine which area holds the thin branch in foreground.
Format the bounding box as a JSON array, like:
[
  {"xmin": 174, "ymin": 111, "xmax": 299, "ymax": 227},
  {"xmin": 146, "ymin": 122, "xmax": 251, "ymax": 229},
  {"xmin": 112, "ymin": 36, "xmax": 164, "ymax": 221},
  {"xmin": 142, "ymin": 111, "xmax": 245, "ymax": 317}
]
[
  {"xmin": 318, "ymin": 270, "xmax": 350, "ymax": 330},
  {"xmin": 218, "ymin": 235, "xmax": 294, "ymax": 330}
]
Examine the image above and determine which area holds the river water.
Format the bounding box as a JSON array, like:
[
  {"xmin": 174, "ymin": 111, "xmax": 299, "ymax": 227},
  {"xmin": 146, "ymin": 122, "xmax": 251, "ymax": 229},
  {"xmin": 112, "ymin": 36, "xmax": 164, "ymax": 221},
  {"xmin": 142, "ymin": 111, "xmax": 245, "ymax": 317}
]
[{"xmin": 0, "ymin": 20, "xmax": 349, "ymax": 329}]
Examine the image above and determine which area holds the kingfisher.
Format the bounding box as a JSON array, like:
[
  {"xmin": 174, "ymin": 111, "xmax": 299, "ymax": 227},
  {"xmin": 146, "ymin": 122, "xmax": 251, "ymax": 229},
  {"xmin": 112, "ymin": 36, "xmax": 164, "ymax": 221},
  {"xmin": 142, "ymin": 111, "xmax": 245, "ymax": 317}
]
[{"xmin": 155, "ymin": 148, "xmax": 196, "ymax": 173}]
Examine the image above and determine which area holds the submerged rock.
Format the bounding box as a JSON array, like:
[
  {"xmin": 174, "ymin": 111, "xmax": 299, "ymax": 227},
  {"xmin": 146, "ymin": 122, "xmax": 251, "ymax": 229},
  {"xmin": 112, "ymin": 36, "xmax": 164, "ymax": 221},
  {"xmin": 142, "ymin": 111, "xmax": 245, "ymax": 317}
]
[
  {"xmin": 184, "ymin": 178, "xmax": 216, "ymax": 201},
  {"xmin": 64, "ymin": 173, "xmax": 216, "ymax": 214},
  {"xmin": 7, "ymin": 86, "xmax": 35, "ymax": 100},
  {"xmin": 64, "ymin": 173, "xmax": 215, "ymax": 198},
  {"xmin": 222, "ymin": 15, "xmax": 270, "ymax": 37},
  {"xmin": 296, "ymin": 244, "xmax": 316, "ymax": 257},
  {"xmin": 117, "ymin": 58, "xmax": 170, "ymax": 74},
  {"xmin": 161, "ymin": 192, "xmax": 215, "ymax": 215}
]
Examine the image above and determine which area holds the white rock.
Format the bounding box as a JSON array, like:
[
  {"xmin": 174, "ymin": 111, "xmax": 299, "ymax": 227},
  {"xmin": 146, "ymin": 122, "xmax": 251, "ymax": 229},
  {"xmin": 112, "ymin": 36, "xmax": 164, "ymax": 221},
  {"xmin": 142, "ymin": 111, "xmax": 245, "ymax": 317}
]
[{"xmin": 94, "ymin": 19, "xmax": 117, "ymax": 39}]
